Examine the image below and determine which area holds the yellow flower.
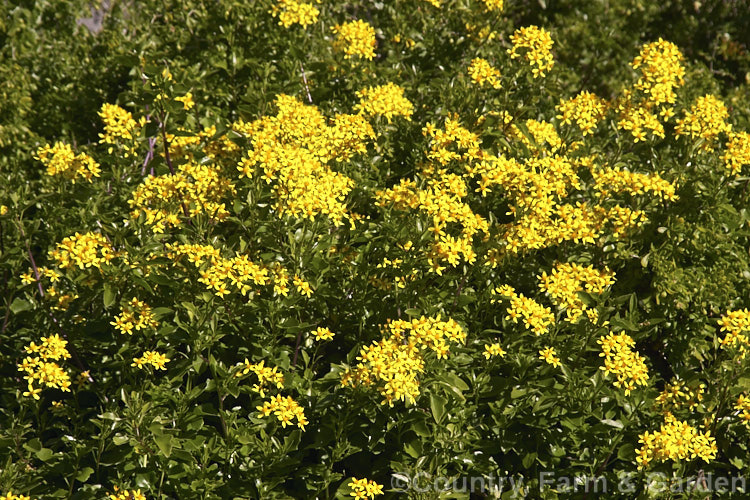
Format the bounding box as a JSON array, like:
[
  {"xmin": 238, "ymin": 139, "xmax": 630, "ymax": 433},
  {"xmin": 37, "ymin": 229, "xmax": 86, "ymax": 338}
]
[
  {"xmin": 538, "ymin": 263, "xmax": 616, "ymax": 323},
  {"xmin": 467, "ymin": 58, "xmax": 502, "ymax": 89},
  {"xmin": 480, "ymin": 0, "xmax": 503, "ymax": 11},
  {"xmin": 34, "ymin": 142, "xmax": 100, "ymax": 183},
  {"xmin": 675, "ymin": 94, "xmax": 731, "ymax": 151},
  {"xmin": 630, "ymin": 38, "xmax": 685, "ymax": 106},
  {"xmin": 313, "ymin": 327, "xmax": 335, "ymax": 341},
  {"xmin": 342, "ymin": 316, "xmax": 465, "ymax": 406},
  {"xmin": 348, "ymin": 478, "xmax": 384, "ymax": 499},
  {"xmin": 538, "ymin": 347, "xmax": 560, "ymax": 367},
  {"xmin": 556, "ymin": 91, "xmax": 608, "ymax": 135},
  {"xmin": 483, "ymin": 343, "xmax": 506, "ymax": 359},
  {"xmin": 131, "ymin": 351, "xmax": 170, "ymax": 371},
  {"xmin": 111, "ymin": 298, "xmax": 159, "ymax": 335},
  {"xmin": 256, "ymin": 394, "xmax": 307, "ymax": 430},
  {"xmin": 98, "ymin": 103, "xmax": 139, "ymax": 157},
  {"xmin": 722, "ymin": 131, "xmax": 750, "ymax": 175},
  {"xmin": 108, "ymin": 487, "xmax": 146, "ymax": 500},
  {"xmin": 355, "ymin": 82, "xmax": 414, "ymax": 122},
  {"xmin": 598, "ymin": 332, "xmax": 649, "ymax": 394},
  {"xmin": 174, "ymin": 92, "xmax": 195, "ymax": 110},
  {"xmin": 332, "ymin": 20, "xmax": 376, "ymax": 60},
  {"xmin": 270, "ymin": 0, "xmax": 319, "ymax": 28},
  {"xmin": 507, "ymin": 25, "xmax": 555, "ymax": 77},
  {"xmin": 636, "ymin": 414, "xmax": 717, "ymax": 469}
]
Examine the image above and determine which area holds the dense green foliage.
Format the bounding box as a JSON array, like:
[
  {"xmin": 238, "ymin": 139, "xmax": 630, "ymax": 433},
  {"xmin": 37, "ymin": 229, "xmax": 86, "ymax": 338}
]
[{"xmin": 2, "ymin": 1, "xmax": 750, "ymax": 499}]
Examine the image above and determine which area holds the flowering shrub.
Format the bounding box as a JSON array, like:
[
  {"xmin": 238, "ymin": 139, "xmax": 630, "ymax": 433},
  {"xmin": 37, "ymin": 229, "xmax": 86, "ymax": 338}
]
[{"xmin": 2, "ymin": 0, "xmax": 750, "ymax": 498}]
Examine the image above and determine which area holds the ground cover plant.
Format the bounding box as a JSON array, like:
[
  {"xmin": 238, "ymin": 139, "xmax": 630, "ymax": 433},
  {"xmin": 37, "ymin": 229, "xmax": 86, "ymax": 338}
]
[{"xmin": 2, "ymin": 0, "xmax": 750, "ymax": 498}]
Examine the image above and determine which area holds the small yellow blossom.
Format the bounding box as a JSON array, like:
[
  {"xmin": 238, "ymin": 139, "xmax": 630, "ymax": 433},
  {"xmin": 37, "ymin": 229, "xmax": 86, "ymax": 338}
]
[
  {"xmin": 355, "ymin": 82, "xmax": 414, "ymax": 122},
  {"xmin": 332, "ymin": 20, "xmax": 376, "ymax": 60},
  {"xmin": 598, "ymin": 332, "xmax": 649, "ymax": 395},
  {"xmin": 468, "ymin": 58, "xmax": 502, "ymax": 89},
  {"xmin": 348, "ymin": 477, "xmax": 384, "ymax": 499},
  {"xmin": 131, "ymin": 351, "xmax": 169, "ymax": 371},
  {"xmin": 313, "ymin": 327, "xmax": 335, "ymax": 341},
  {"xmin": 538, "ymin": 346, "xmax": 560, "ymax": 367},
  {"xmin": 483, "ymin": 343, "xmax": 506, "ymax": 359},
  {"xmin": 175, "ymin": 92, "xmax": 195, "ymax": 110},
  {"xmin": 34, "ymin": 142, "xmax": 100, "ymax": 183},
  {"xmin": 270, "ymin": 0, "xmax": 319, "ymax": 28},
  {"xmin": 508, "ymin": 26, "xmax": 555, "ymax": 77}
]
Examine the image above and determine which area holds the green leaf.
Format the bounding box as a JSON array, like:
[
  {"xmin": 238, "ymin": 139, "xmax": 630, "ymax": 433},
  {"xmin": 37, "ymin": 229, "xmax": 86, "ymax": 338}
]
[
  {"xmin": 10, "ymin": 297, "xmax": 32, "ymax": 314},
  {"xmin": 36, "ymin": 448, "xmax": 54, "ymax": 461},
  {"xmin": 76, "ymin": 467, "xmax": 94, "ymax": 482},
  {"xmin": 430, "ymin": 393, "xmax": 447, "ymax": 423},
  {"xmin": 617, "ymin": 443, "xmax": 635, "ymax": 461},
  {"xmin": 23, "ymin": 438, "xmax": 42, "ymax": 453},
  {"xmin": 112, "ymin": 435, "xmax": 129, "ymax": 446},
  {"xmin": 153, "ymin": 434, "xmax": 173, "ymax": 457},
  {"xmin": 103, "ymin": 283, "xmax": 116, "ymax": 309}
]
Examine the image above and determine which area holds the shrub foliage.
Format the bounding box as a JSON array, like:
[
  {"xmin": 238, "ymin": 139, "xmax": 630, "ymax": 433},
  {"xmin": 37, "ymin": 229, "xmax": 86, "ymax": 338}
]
[{"xmin": 2, "ymin": 0, "xmax": 750, "ymax": 498}]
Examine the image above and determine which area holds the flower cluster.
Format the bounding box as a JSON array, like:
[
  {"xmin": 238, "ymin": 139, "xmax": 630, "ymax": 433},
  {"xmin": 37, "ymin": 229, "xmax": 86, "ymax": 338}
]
[
  {"xmin": 480, "ymin": 0, "xmax": 503, "ymax": 11},
  {"xmin": 630, "ymin": 38, "xmax": 685, "ymax": 107},
  {"xmin": 717, "ymin": 308, "xmax": 750, "ymax": 356},
  {"xmin": 131, "ymin": 351, "xmax": 170, "ymax": 370},
  {"xmin": 270, "ymin": 0, "xmax": 320, "ymax": 28},
  {"xmin": 46, "ymin": 286, "xmax": 78, "ymax": 312},
  {"xmin": 355, "ymin": 82, "xmax": 414, "ymax": 122},
  {"xmin": 98, "ymin": 103, "xmax": 139, "ymax": 156},
  {"xmin": 507, "ymin": 25, "xmax": 555, "ymax": 77},
  {"xmin": 636, "ymin": 413, "xmax": 717, "ymax": 469},
  {"xmin": 556, "ymin": 91, "xmax": 608, "ymax": 136},
  {"xmin": 538, "ymin": 346, "xmax": 560, "ymax": 367},
  {"xmin": 257, "ymin": 394, "xmax": 308, "ymax": 430},
  {"xmin": 18, "ymin": 334, "xmax": 72, "ymax": 399},
  {"xmin": 616, "ymin": 102, "xmax": 666, "ymax": 142},
  {"xmin": 332, "ymin": 20, "xmax": 376, "ymax": 60},
  {"xmin": 236, "ymin": 359, "xmax": 285, "ymax": 397},
  {"xmin": 174, "ymin": 92, "xmax": 194, "ymax": 110},
  {"xmin": 423, "ymin": 117, "xmax": 482, "ymax": 166},
  {"xmin": 236, "ymin": 94, "xmax": 374, "ymax": 226},
  {"xmin": 313, "ymin": 327, "xmax": 335, "ymax": 341},
  {"xmin": 538, "ymin": 263, "xmax": 615, "ymax": 322},
  {"xmin": 348, "ymin": 478, "xmax": 384, "ymax": 499},
  {"xmin": 342, "ymin": 316, "xmax": 466, "ymax": 406},
  {"xmin": 111, "ymin": 298, "xmax": 159, "ymax": 335},
  {"xmin": 722, "ymin": 131, "xmax": 750, "ymax": 175},
  {"xmin": 675, "ymin": 94, "xmax": 731, "ymax": 151},
  {"xmin": 469, "ymin": 152, "xmax": 644, "ymax": 256},
  {"xmin": 49, "ymin": 231, "xmax": 115, "ymax": 270},
  {"xmin": 734, "ymin": 395, "xmax": 750, "ymax": 428},
  {"xmin": 591, "ymin": 166, "xmax": 678, "ymax": 201},
  {"xmin": 128, "ymin": 162, "xmax": 236, "ymax": 233},
  {"xmin": 483, "ymin": 343, "xmax": 506, "ymax": 359},
  {"xmin": 164, "ymin": 242, "xmax": 305, "ymax": 298},
  {"xmin": 655, "ymin": 379, "xmax": 706, "ymax": 414},
  {"xmin": 20, "ymin": 266, "xmax": 60, "ymax": 285},
  {"xmin": 34, "ymin": 142, "xmax": 100, "ymax": 183},
  {"xmin": 492, "ymin": 284, "xmax": 555, "ymax": 335},
  {"xmin": 615, "ymin": 39, "xmax": 685, "ymax": 142},
  {"xmin": 598, "ymin": 332, "xmax": 649, "ymax": 395},
  {"xmin": 1, "ymin": 493, "xmax": 31, "ymax": 500},
  {"xmin": 509, "ymin": 118, "xmax": 562, "ymax": 155},
  {"xmin": 467, "ymin": 57, "xmax": 502, "ymax": 89},
  {"xmin": 107, "ymin": 487, "xmax": 146, "ymax": 500}
]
